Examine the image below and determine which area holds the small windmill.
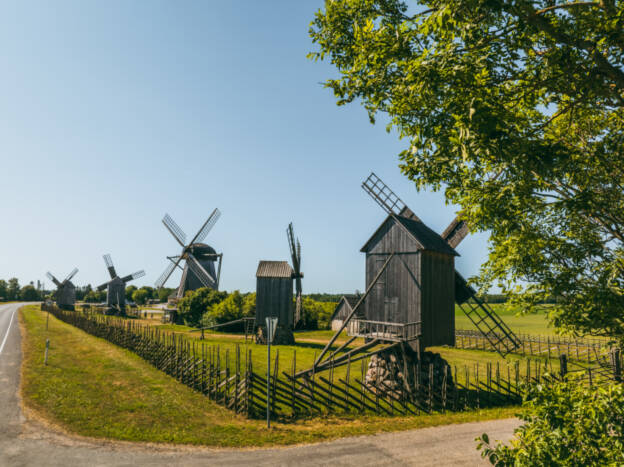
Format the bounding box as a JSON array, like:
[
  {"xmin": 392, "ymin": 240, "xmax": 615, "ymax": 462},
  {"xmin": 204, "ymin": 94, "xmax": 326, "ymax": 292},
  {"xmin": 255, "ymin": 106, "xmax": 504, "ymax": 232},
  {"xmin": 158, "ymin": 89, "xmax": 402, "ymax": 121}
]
[
  {"xmin": 254, "ymin": 222, "xmax": 304, "ymax": 344},
  {"xmin": 155, "ymin": 209, "xmax": 223, "ymax": 299},
  {"xmin": 97, "ymin": 254, "xmax": 145, "ymax": 313},
  {"xmin": 46, "ymin": 268, "xmax": 78, "ymax": 310},
  {"xmin": 287, "ymin": 222, "xmax": 303, "ymax": 326}
]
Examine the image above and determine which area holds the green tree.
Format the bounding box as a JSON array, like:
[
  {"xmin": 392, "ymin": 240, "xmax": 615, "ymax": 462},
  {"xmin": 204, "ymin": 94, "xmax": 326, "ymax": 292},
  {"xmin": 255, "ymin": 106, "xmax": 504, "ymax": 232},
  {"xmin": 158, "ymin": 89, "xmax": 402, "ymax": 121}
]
[
  {"xmin": 7, "ymin": 278, "xmax": 19, "ymax": 301},
  {"xmin": 177, "ymin": 288, "xmax": 227, "ymax": 327},
  {"xmin": 478, "ymin": 380, "xmax": 624, "ymax": 465},
  {"xmin": 0, "ymin": 280, "xmax": 7, "ymax": 301},
  {"xmin": 242, "ymin": 292, "xmax": 256, "ymax": 317},
  {"xmin": 204, "ymin": 290, "xmax": 245, "ymax": 326},
  {"xmin": 132, "ymin": 288, "xmax": 150, "ymax": 305},
  {"xmin": 157, "ymin": 287, "xmax": 175, "ymax": 303},
  {"xmin": 125, "ymin": 285, "xmax": 137, "ymax": 301},
  {"xmin": 310, "ymin": 1, "xmax": 624, "ymax": 341},
  {"xmin": 19, "ymin": 285, "xmax": 40, "ymax": 301}
]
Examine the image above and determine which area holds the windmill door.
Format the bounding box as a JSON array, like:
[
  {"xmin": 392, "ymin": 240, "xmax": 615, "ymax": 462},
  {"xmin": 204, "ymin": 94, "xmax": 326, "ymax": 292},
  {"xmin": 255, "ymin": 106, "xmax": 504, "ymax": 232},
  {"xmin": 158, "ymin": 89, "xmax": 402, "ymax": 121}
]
[{"xmin": 384, "ymin": 297, "xmax": 399, "ymax": 324}]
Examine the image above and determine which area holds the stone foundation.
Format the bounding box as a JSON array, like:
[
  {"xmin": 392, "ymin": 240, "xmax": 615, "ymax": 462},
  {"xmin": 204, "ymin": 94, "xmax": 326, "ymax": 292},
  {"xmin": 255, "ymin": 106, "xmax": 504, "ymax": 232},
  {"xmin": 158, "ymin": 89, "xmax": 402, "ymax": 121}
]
[{"xmin": 365, "ymin": 347, "xmax": 453, "ymax": 398}]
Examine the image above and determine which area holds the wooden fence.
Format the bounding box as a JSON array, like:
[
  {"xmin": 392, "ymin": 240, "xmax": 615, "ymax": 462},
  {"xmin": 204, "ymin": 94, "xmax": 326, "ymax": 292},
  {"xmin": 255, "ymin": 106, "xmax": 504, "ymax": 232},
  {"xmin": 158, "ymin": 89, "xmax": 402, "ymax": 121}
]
[
  {"xmin": 455, "ymin": 329, "xmax": 612, "ymax": 362},
  {"xmin": 42, "ymin": 304, "xmax": 620, "ymax": 420}
]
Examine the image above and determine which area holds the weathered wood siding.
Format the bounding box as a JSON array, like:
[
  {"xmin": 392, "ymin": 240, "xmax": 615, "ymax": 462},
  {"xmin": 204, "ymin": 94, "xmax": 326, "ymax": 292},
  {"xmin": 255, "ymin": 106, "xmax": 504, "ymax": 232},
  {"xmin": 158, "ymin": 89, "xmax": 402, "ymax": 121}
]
[
  {"xmin": 333, "ymin": 300, "xmax": 352, "ymax": 320},
  {"xmin": 106, "ymin": 277, "xmax": 126, "ymax": 308},
  {"xmin": 363, "ymin": 217, "xmax": 455, "ymax": 349},
  {"xmin": 364, "ymin": 220, "xmax": 421, "ymax": 324},
  {"xmin": 57, "ymin": 283, "xmax": 76, "ymax": 309},
  {"xmin": 420, "ymin": 250, "xmax": 455, "ymax": 347},
  {"xmin": 255, "ymin": 276, "xmax": 293, "ymax": 328}
]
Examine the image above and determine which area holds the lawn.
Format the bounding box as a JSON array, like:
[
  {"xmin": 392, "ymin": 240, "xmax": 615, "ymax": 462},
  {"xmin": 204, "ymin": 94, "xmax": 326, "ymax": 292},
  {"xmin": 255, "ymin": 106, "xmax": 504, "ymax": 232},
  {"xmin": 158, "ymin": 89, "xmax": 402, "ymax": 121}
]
[
  {"xmin": 20, "ymin": 305, "xmax": 516, "ymax": 447},
  {"xmin": 455, "ymin": 303, "xmax": 555, "ymax": 336}
]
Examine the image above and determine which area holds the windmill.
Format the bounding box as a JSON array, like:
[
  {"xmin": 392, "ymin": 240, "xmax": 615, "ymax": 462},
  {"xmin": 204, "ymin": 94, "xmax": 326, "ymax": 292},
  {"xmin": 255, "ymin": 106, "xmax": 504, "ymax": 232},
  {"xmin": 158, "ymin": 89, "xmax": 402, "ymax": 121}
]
[
  {"xmin": 301, "ymin": 172, "xmax": 520, "ymax": 378},
  {"xmin": 154, "ymin": 209, "xmax": 223, "ymax": 299},
  {"xmin": 46, "ymin": 268, "xmax": 78, "ymax": 310},
  {"xmin": 287, "ymin": 222, "xmax": 303, "ymax": 326},
  {"xmin": 254, "ymin": 222, "xmax": 304, "ymax": 345},
  {"xmin": 97, "ymin": 254, "xmax": 145, "ymax": 313}
]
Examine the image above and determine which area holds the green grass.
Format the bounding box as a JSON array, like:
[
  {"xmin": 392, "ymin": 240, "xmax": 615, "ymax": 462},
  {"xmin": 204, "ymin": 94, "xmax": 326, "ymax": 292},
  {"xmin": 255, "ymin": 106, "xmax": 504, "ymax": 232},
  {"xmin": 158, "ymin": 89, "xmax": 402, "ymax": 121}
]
[
  {"xmin": 455, "ymin": 303, "xmax": 556, "ymax": 336},
  {"xmin": 20, "ymin": 305, "xmax": 517, "ymax": 447}
]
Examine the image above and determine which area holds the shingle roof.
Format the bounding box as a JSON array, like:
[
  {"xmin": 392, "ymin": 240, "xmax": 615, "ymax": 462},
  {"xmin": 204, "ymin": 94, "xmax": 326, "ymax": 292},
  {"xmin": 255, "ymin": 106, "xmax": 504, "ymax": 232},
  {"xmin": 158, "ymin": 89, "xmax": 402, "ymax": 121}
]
[
  {"xmin": 361, "ymin": 214, "xmax": 459, "ymax": 256},
  {"xmin": 256, "ymin": 260, "xmax": 294, "ymax": 278}
]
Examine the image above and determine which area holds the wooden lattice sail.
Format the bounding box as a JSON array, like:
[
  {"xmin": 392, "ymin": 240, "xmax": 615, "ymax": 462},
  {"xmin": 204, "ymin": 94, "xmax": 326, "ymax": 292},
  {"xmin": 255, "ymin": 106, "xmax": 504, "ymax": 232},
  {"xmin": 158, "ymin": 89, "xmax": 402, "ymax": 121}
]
[{"xmin": 154, "ymin": 209, "xmax": 223, "ymax": 298}]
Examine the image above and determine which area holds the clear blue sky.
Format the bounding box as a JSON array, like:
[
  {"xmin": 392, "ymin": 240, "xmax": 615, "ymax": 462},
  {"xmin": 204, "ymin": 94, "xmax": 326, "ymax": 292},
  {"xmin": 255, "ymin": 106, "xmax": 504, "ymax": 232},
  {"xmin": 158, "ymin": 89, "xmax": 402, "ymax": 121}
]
[{"xmin": 0, "ymin": 1, "xmax": 490, "ymax": 293}]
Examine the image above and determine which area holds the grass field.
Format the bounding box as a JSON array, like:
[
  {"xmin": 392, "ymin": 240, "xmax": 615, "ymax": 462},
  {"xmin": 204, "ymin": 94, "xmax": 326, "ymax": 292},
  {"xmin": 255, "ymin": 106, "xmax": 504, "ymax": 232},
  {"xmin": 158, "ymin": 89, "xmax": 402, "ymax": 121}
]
[
  {"xmin": 455, "ymin": 303, "xmax": 555, "ymax": 336},
  {"xmin": 20, "ymin": 305, "xmax": 516, "ymax": 446}
]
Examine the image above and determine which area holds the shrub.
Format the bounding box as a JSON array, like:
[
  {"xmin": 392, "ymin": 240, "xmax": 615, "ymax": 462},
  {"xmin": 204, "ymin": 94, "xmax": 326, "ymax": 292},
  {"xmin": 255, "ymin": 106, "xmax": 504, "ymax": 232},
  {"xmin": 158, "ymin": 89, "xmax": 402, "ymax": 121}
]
[
  {"xmin": 177, "ymin": 287, "xmax": 227, "ymax": 327},
  {"xmin": 478, "ymin": 379, "xmax": 624, "ymax": 466},
  {"xmin": 132, "ymin": 288, "xmax": 150, "ymax": 305}
]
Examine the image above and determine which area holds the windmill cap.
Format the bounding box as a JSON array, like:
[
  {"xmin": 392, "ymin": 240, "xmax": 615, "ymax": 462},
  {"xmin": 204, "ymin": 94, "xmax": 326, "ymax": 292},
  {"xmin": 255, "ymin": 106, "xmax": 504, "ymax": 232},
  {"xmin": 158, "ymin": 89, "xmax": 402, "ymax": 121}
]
[{"xmin": 187, "ymin": 243, "xmax": 218, "ymax": 257}]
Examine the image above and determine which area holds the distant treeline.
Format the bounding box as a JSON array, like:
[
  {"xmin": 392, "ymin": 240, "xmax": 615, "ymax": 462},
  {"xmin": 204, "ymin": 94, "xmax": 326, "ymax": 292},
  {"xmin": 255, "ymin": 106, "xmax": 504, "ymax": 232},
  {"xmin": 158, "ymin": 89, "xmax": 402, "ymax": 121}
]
[
  {"xmin": 79, "ymin": 285, "xmax": 176, "ymax": 305},
  {"xmin": 0, "ymin": 278, "xmax": 45, "ymax": 301}
]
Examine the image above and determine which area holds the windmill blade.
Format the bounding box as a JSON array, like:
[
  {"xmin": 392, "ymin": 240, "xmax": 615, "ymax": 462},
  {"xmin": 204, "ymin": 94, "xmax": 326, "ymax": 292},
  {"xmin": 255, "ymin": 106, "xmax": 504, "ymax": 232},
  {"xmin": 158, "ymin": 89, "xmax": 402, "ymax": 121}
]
[
  {"xmin": 103, "ymin": 254, "xmax": 117, "ymax": 279},
  {"xmin": 162, "ymin": 213, "xmax": 187, "ymax": 248},
  {"xmin": 121, "ymin": 270, "xmax": 146, "ymax": 283},
  {"xmin": 286, "ymin": 223, "xmax": 300, "ymax": 272},
  {"xmin": 190, "ymin": 208, "xmax": 221, "ymax": 245},
  {"xmin": 46, "ymin": 272, "xmax": 62, "ymax": 287},
  {"xmin": 441, "ymin": 216, "xmax": 470, "ymax": 249},
  {"xmin": 97, "ymin": 280, "xmax": 111, "ymax": 292},
  {"xmin": 62, "ymin": 267, "xmax": 79, "ymax": 285},
  {"xmin": 186, "ymin": 253, "xmax": 216, "ymax": 287},
  {"xmin": 361, "ymin": 172, "xmax": 421, "ymax": 221},
  {"xmin": 155, "ymin": 255, "xmax": 184, "ymax": 289},
  {"xmin": 167, "ymin": 255, "xmax": 184, "ymax": 270}
]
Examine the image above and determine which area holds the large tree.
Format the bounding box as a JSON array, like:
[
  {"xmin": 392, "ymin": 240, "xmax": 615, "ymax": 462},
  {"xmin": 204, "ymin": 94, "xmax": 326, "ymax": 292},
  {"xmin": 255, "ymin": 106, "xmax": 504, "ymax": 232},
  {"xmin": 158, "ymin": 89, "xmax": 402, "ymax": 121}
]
[{"xmin": 310, "ymin": 0, "xmax": 624, "ymax": 340}]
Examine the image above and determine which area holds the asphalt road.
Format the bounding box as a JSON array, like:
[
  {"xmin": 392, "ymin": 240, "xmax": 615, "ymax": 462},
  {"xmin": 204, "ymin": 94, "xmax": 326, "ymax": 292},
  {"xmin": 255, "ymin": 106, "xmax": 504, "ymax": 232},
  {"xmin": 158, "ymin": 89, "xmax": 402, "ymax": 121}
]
[{"xmin": 0, "ymin": 302, "xmax": 519, "ymax": 466}]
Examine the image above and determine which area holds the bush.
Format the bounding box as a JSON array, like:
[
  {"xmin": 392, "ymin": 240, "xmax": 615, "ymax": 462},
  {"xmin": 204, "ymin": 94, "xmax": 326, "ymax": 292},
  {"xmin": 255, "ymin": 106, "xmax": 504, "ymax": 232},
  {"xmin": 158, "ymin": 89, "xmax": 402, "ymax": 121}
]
[
  {"xmin": 202, "ymin": 290, "xmax": 246, "ymax": 329},
  {"xmin": 132, "ymin": 288, "xmax": 150, "ymax": 305},
  {"xmin": 177, "ymin": 287, "xmax": 227, "ymax": 327},
  {"xmin": 299, "ymin": 298, "xmax": 337, "ymax": 330},
  {"xmin": 84, "ymin": 290, "xmax": 106, "ymax": 303},
  {"xmin": 478, "ymin": 380, "xmax": 624, "ymax": 466}
]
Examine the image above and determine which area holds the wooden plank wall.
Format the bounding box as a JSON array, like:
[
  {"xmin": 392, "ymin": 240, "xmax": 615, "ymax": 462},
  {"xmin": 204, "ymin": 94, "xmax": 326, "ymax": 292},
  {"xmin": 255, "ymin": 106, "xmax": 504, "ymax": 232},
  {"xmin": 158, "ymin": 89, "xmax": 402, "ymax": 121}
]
[
  {"xmin": 420, "ymin": 251, "xmax": 455, "ymax": 347},
  {"xmin": 255, "ymin": 277, "xmax": 293, "ymax": 327}
]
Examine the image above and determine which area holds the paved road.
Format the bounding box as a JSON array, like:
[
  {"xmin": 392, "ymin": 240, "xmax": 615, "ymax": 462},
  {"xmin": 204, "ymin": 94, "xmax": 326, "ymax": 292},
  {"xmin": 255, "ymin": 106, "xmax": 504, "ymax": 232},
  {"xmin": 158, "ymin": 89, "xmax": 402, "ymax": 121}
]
[{"xmin": 0, "ymin": 303, "xmax": 519, "ymax": 466}]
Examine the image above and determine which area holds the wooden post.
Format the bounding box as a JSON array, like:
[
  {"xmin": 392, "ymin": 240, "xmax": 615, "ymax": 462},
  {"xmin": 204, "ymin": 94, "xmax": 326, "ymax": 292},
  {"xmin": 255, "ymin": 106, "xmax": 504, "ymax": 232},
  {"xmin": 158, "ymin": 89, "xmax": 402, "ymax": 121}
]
[
  {"xmin": 44, "ymin": 339, "xmax": 50, "ymax": 365},
  {"xmin": 428, "ymin": 364, "xmax": 433, "ymax": 413},
  {"xmin": 291, "ymin": 350, "xmax": 296, "ymax": 417},
  {"xmin": 442, "ymin": 365, "xmax": 448, "ymax": 412},
  {"xmin": 612, "ymin": 349, "xmax": 622, "ymax": 382},
  {"xmin": 559, "ymin": 354, "xmax": 567, "ymax": 379}
]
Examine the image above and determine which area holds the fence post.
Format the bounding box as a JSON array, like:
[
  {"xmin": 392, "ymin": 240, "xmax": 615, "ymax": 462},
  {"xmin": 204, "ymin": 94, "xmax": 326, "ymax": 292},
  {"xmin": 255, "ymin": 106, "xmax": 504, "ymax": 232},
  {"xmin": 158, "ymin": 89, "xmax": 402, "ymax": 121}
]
[
  {"xmin": 559, "ymin": 354, "xmax": 567, "ymax": 380},
  {"xmin": 44, "ymin": 339, "xmax": 50, "ymax": 365},
  {"xmin": 612, "ymin": 349, "xmax": 622, "ymax": 382}
]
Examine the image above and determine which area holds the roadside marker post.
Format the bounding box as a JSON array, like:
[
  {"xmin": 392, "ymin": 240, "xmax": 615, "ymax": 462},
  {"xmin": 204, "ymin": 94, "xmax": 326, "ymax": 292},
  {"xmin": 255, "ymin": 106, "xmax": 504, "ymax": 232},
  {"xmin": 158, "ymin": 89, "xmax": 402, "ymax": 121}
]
[
  {"xmin": 266, "ymin": 317, "xmax": 278, "ymax": 429},
  {"xmin": 44, "ymin": 338, "xmax": 50, "ymax": 365}
]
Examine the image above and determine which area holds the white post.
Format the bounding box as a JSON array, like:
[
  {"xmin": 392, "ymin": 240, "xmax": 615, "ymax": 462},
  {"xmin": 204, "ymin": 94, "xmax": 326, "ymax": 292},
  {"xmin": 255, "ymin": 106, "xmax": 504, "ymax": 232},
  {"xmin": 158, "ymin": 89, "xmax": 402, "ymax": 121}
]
[{"xmin": 265, "ymin": 317, "xmax": 278, "ymax": 428}]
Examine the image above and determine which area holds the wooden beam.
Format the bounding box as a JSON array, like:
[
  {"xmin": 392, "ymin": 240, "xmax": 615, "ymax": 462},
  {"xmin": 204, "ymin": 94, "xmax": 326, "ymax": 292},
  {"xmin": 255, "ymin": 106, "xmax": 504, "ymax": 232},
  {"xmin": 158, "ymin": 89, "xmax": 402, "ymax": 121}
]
[{"xmin": 313, "ymin": 253, "xmax": 396, "ymax": 369}]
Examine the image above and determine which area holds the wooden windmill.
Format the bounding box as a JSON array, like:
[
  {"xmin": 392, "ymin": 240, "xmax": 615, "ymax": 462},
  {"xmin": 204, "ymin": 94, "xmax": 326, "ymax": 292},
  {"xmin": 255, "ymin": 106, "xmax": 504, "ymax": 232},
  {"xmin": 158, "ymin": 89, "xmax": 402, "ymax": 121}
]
[
  {"xmin": 46, "ymin": 268, "xmax": 78, "ymax": 310},
  {"xmin": 299, "ymin": 173, "xmax": 520, "ymax": 377},
  {"xmin": 97, "ymin": 254, "xmax": 145, "ymax": 313},
  {"xmin": 154, "ymin": 209, "xmax": 223, "ymax": 299},
  {"xmin": 255, "ymin": 222, "xmax": 303, "ymax": 345}
]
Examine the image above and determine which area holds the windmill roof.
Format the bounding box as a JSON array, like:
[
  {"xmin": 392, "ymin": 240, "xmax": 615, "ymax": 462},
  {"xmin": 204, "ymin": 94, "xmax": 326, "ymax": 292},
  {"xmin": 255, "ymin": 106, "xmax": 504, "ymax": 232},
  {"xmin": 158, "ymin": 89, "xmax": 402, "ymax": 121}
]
[
  {"xmin": 256, "ymin": 261, "xmax": 294, "ymax": 278},
  {"xmin": 330, "ymin": 294, "xmax": 363, "ymax": 321},
  {"xmin": 361, "ymin": 214, "xmax": 459, "ymax": 256}
]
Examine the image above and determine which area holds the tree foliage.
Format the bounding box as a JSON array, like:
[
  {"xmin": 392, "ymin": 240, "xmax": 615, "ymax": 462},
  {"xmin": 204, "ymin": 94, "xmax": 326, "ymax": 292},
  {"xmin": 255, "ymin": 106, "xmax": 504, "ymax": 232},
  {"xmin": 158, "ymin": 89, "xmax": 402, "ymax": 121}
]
[
  {"xmin": 310, "ymin": 0, "xmax": 624, "ymax": 340},
  {"xmin": 132, "ymin": 288, "xmax": 150, "ymax": 305},
  {"xmin": 177, "ymin": 287, "xmax": 227, "ymax": 327},
  {"xmin": 478, "ymin": 380, "xmax": 624, "ymax": 466},
  {"xmin": 19, "ymin": 285, "xmax": 40, "ymax": 301}
]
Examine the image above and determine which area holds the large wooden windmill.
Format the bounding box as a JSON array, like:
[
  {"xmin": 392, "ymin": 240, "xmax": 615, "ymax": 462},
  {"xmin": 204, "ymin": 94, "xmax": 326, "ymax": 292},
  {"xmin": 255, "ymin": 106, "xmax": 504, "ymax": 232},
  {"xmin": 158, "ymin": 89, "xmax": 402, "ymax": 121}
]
[
  {"xmin": 255, "ymin": 222, "xmax": 303, "ymax": 345},
  {"xmin": 155, "ymin": 209, "xmax": 223, "ymax": 299},
  {"xmin": 301, "ymin": 173, "xmax": 520, "ymax": 377},
  {"xmin": 46, "ymin": 268, "xmax": 78, "ymax": 310},
  {"xmin": 97, "ymin": 254, "xmax": 145, "ymax": 313}
]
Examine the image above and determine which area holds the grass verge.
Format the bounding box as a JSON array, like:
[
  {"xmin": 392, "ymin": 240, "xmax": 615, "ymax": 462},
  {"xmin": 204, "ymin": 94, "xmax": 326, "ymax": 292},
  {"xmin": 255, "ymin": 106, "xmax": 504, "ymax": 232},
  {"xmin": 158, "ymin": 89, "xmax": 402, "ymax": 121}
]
[{"xmin": 20, "ymin": 305, "xmax": 516, "ymax": 447}]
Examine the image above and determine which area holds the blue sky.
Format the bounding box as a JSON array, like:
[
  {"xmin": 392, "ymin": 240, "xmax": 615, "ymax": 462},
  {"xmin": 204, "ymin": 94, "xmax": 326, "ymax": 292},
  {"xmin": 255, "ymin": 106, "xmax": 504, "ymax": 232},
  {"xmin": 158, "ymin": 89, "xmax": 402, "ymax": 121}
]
[{"xmin": 0, "ymin": 1, "xmax": 490, "ymax": 293}]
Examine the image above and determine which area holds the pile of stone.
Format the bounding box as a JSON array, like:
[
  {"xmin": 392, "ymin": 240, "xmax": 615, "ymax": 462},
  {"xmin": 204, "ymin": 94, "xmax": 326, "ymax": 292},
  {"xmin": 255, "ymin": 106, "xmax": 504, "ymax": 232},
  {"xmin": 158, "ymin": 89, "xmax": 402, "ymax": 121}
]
[{"xmin": 365, "ymin": 348, "xmax": 453, "ymax": 399}]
